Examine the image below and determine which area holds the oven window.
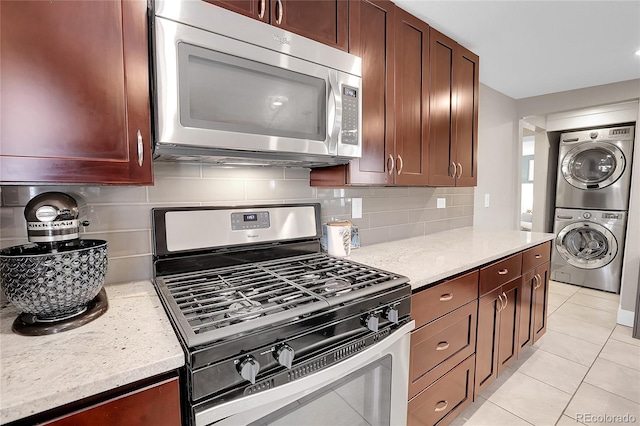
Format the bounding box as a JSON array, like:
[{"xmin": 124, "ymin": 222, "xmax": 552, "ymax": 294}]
[
  {"xmin": 178, "ymin": 43, "xmax": 327, "ymax": 141},
  {"xmin": 250, "ymin": 355, "xmax": 392, "ymax": 426}
]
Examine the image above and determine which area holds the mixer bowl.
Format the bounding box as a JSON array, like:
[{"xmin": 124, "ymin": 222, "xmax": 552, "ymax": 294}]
[{"xmin": 0, "ymin": 240, "xmax": 108, "ymax": 320}]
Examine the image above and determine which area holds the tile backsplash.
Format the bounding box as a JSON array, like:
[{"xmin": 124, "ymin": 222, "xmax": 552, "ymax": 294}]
[{"xmin": 0, "ymin": 163, "xmax": 473, "ymax": 285}]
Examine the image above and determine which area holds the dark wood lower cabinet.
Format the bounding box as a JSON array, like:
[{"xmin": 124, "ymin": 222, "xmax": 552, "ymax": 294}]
[
  {"xmin": 408, "ymin": 355, "xmax": 475, "ymax": 426},
  {"xmin": 532, "ymin": 262, "xmax": 550, "ymax": 344},
  {"xmin": 42, "ymin": 378, "xmax": 181, "ymax": 426},
  {"xmin": 408, "ymin": 243, "xmax": 551, "ymax": 426}
]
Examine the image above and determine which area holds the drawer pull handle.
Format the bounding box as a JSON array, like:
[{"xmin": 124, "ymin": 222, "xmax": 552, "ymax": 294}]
[
  {"xmin": 435, "ymin": 400, "xmax": 449, "ymax": 412},
  {"xmin": 436, "ymin": 341, "xmax": 450, "ymax": 351},
  {"xmin": 535, "ymin": 254, "xmax": 542, "ymax": 259},
  {"xmin": 440, "ymin": 293, "xmax": 453, "ymax": 302},
  {"xmin": 502, "ymin": 292, "xmax": 508, "ymax": 310},
  {"xmin": 497, "ymin": 294, "xmax": 503, "ymax": 312},
  {"xmin": 498, "ymin": 268, "xmax": 508, "ymax": 275}
]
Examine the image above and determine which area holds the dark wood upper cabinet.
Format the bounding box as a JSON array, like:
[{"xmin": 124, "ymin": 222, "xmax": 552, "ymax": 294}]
[
  {"xmin": 393, "ymin": 8, "xmax": 429, "ymax": 186},
  {"xmin": 310, "ymin": 0, "xmax": 395, "ymax": 186},
  {"xmin": 428, "ymin": 28, "xmax": 478, "ymax": 187},
  {"xmin": 0, "ymin": 0, "xmax": 153, "ymax": 185},
  {"xmin": 208, "ymin": 0, "xmax": 349, "ymax": 51},
  {"xmin": 204, "ymin": 0, "xmax": 270, "ymax": 23}
]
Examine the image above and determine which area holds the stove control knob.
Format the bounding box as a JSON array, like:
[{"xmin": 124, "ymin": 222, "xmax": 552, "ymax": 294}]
[
  {"xmin": 385, "ymin": 307, "xmax": 400, "ymax": 324},
  {"xmin": 237, "ymin": 356, "xmax": 260, "ymax": 384},
  {"xmin": 364, "ymin": 314, "xmax": 379, "ymax": 332},
  {"xmin": 274, "ymin": 344, "xmax": 295, "ymax": 369}
]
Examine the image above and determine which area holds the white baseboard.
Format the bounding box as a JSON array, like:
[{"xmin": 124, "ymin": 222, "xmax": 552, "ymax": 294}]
[{"xmin": 617, "ymin": 308, "xmax": 635, "ymax": 327}]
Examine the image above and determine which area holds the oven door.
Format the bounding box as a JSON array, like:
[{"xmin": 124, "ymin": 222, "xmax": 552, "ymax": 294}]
[
  {"xmin": 153, "ymin": 12, "xmax": 361, "ymax": 160},
  {"xmin": 195, "ymin": 321, "xmax": 414, "ymax": 426}
]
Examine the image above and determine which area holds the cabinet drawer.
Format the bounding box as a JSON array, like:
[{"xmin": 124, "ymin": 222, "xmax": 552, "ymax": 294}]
[
  {"xmin": 408, "ymin": 355, "xmax": 475, "ymax": 426},
  {"xmin": 522, "ymin": 241, "xmax": 551, "ymax": 272},
  {"xmin": 409, "ymin": 300, "xmax": 477, "ymax": 399},
  {"xmin": 479, "ymin": 253, "xmax": 522, "ymax": 296},
  {"xmin": 412, "ymin": 270, "xmax": 478, "ymax": 328}
]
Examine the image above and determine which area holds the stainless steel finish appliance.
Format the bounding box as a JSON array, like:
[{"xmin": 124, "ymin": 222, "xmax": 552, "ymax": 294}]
[
  {"xmin": 0, "ymin": 192, "xmax": 108, "ymax": 335},
  {"xmin": 152, "ymin": 204, "xmax": 413, "ymax": 425},
  {"xmin": 151, "ymin": 1, "xmax": 362, "ymax": 167},
  {"xmin": 555, "ymin": 125, "xmax": 634, "ymax": 210},
  {"xmin": 551, "ymin": 207, "xmax": 627, "ymax": 293}
]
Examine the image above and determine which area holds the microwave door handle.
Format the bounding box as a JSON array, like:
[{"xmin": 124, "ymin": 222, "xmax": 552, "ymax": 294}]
[{"xmin": 327, "ymin": 70, "xmax": 341, "ymax": 156}]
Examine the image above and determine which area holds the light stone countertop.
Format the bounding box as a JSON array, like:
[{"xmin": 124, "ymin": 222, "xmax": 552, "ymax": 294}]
[
  {"xmin": 0, "ymin": 280, "xmax": 184, "ymax": 424},
  {"xmin": 347, "ymin": 227, "xmax": 555, "ymax": 290}
]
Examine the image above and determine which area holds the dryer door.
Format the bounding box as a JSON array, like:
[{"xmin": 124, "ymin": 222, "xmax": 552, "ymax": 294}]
[
  {"xmin": 555, "ymin": 222, "xmax": 618, "ymax": 269},
  {"xmin": 561, "ymin": 142, "xmax": 626, "ymax": 190}
]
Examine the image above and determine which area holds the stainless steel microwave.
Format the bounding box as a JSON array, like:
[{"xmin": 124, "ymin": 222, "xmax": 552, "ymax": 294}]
[{"xmin": 151, "ymin": 1, "xmax": 362, "ymax": 167}]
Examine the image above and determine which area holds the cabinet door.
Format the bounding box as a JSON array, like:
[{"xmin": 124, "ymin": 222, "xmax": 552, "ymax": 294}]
[
  {"xmin": 309, "ymin": 0, "xmax": 394, "ymax": 186},
  {"xmin": 394, "ymin": 8, "xmax": 429, "ymax": 185},
  {"xmin": 427, "ymin": 28, "xmax": 456, "ymax": 187},
  {"xmin": 453, "ymin": 46, "xmax": 479, "ymax": 187},
  {"xmin": 532, "ymin": 262, "xmax": 550, "ymax": 343},
  {"xmin": 273, "ymin": 0, "xmax": 349, "ymax": 51},
  {"xmin": 475, "ymin": 287, "xmax": 501, "ymax": 395},
  {"xmin": 44, "ymin": 378, "xmax": 181, "ymax": 426},
  {"xmin": 497, "ymin": 278, "xmax": 520, "ymax": 374},
  {"xmin": 518, "ymin": 270, "xmax": 536, "ymax": 353},
  {"xmin": 204, "ymin": 0, "xmax": 270, "ymax": 22},
  {"xmin": 0, "ymin": 0, "xmax": 152, "ymax": 185}
]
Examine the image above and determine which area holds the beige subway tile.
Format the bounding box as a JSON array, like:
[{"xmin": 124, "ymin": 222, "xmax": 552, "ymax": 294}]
[
  {"xmin": 284, "ymin": 168, "xmax": 311, "ymax": 180},
  {"xmin": 358, "ymin": 227, "xmax": 389, "ymax": 246},
  {"xmin": 463, "ymin": 205, "xmax": 475, "ymax": 216},
  {"xmin": 86, "ymin": 230, "xmax": 151, "ymax": 258},
  {"xmin": 153, "ymin": 162, "xmax": 201, "ymax": 178},
  {"xmin": 149, "ymin": 178, "xmax": 246, "ymax": 203},
  {"xmin": 245, "ymin": 179, "xmax": 316, "ymax": 201},
  {"xmin": 388, "ymin": 223, "xmax": 425, "ymax": 241},
  {"xmin": 202, "ymin": 166, "xmax": 285, "ymax": 180},
  {"xmin": 369, "ymin": 187, "xmax": 409, "ymax": 197},
  {"xmin": 450, "ymin": 216, "xmax": 473, "ymax": 229},
  {"xmin": 83, "ymin": 204, "xmax": 153, "ymax": 233},
  {"xmin": 0, "ymin": 207, "xmax": 28, "ymax": 238},
  {"xmin": 408, "ymin": 208, "xmax": 445, "ymax": 222},
  {"xmin": 369, "ymin": 211, "xmax": 408, "ymax": 228},
  {"xmin": 316, "ymin": 187, "xmax": 372, "ymax": 199},
  {"xmin": 104, "ymin": 255, "xmax": 152, "ymax": 285},
  {"xmin": 425, "ymin": 220, "xmax": 451, "ymax": 234},
  {"xmin": 452, "ymin": 194, "xmax": 475, "ymax": 206}
]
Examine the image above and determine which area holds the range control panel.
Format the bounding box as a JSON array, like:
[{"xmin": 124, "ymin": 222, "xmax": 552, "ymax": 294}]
[{"xmin": 231, "ymin": 211, "xmax": 270, "ymax": 230}]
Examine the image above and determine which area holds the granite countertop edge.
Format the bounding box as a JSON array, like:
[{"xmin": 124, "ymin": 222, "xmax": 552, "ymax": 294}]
[
  {"xmin": 346, "ymin": 227, "xmax": 555, "ymax": 290},
  {"xmin": 0, "ymin": 280, "xmax": 185, "ymax": 424}
]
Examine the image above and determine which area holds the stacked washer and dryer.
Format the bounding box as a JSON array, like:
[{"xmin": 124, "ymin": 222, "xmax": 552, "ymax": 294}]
[{"xmin": 551, "ymin": 125, "xmax": 634, "ymax": 293}]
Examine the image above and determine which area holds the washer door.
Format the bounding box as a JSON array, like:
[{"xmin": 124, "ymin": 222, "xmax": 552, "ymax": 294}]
[
  {"xmin": 555, "ymin": 222, "xmax": 617, "ymax": 269},
  {"xmin": 561, "ymin": 142, "xmax": 626, "ymax": 190}
]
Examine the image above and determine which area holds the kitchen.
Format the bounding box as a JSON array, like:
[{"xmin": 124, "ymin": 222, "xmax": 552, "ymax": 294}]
[{"xmin": 1, "ymin": 1, "xmax": 639, "ymax": 425}]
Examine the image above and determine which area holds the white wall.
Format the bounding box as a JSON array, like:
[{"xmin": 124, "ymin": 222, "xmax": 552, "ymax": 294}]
[{"xmin": 474, "ymin": 84, "xmax": 520, "ymax": 230}]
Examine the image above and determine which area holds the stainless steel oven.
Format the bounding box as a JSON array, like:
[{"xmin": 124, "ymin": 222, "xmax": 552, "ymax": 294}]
[
  {"xmin": 151, "ymin": 204, "xmax": 413, "ymax": 425},
  {"xmin": 151, "ymin": 1, "xmax": 362, "ymax": 167}
]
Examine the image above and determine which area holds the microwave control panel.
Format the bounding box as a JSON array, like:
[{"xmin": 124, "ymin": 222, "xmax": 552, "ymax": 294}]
[{"xmin": 341, "ymin": 85, "xmax": 359, "ymax": 145}]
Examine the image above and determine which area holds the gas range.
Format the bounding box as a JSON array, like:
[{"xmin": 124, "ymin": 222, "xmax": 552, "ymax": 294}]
[{"xmin": 152, "ymin": 204, "xmax": 411, "ymax": 424}]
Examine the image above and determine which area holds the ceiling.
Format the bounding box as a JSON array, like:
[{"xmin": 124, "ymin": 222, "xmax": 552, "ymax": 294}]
[{"xmin": 392, "ymin": 1, "xmax": 640, "ymax": 99}]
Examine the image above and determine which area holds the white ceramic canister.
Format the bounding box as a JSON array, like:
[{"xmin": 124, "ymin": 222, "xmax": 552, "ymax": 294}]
[{"xmin": 326, "ymin": 221, "xmax": 352, "ymax": 257}]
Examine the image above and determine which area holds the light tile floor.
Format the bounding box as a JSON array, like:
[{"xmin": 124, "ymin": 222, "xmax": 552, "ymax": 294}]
[{"xmin": 451, "ymin": 280, "xmax": 640, "ymax": 426}]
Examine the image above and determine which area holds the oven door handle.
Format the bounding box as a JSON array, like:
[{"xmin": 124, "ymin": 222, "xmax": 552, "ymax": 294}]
[{"xmin": 196, "ymin": 321, "xmax": 415, "ymax": 426}]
